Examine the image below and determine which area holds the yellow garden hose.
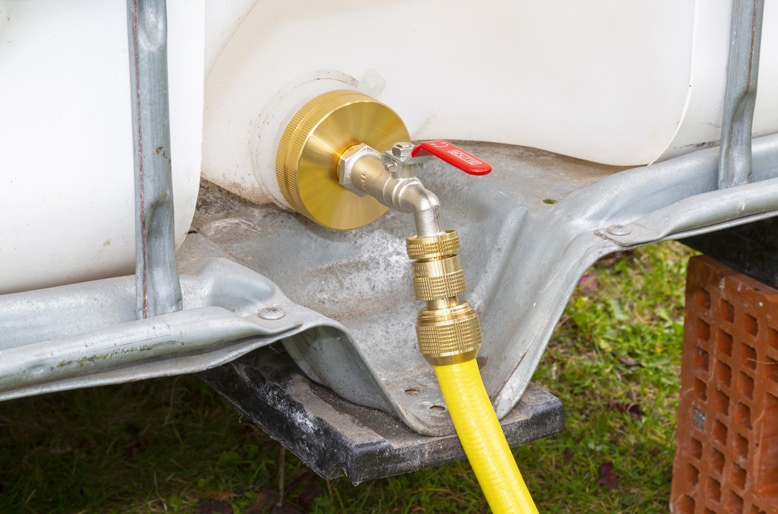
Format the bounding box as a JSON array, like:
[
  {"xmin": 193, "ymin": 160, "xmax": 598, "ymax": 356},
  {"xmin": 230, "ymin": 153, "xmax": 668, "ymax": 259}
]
[
  {"xmin": 405, "ymin": 230, "xmax": 538, "ymax": 513},
  {"xmin": 273, "ymin": 99, "xmax": 538, "ymax": 511},
  {"xmin": 436, "ymin": 359, "xmax": 539, "ymax": 514}
]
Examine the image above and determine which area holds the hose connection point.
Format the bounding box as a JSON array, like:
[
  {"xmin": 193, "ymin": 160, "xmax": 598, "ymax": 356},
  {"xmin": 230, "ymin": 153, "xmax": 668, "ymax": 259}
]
[
  {"xmin": 412, "ymin": 256, "xmax": 467, "ymax": 301},
  {"xmin": 406, "ymin": 230, "xmax": 460, "ymax": 260},
  {"xmin": 406, "ymin": 229, "xmax": 482, "ymax": 366},
  {"xmin": 417, "ymin": 302, "xmax": 482, "ymax": 366}
]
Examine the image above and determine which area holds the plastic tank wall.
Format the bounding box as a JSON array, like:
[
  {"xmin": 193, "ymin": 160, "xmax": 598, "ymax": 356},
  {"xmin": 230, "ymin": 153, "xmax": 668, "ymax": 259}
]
[
  {"xmin": 0, "ymin": 1, "xmax": 203, "ymax": 294},
  {"xmin": 201, "ymin": 0, "xmax": 778, "ymax": 206}
]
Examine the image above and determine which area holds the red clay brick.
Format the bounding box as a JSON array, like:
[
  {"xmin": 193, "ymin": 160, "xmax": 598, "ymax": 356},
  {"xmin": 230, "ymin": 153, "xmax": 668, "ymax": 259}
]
[{"xmin": 671, "ymin": 256, "xmax": 778, "ymax": 514}]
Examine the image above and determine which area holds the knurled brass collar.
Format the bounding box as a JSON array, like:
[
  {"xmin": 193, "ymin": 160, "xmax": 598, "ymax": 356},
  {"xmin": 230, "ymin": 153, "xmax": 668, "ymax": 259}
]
[
  {"xmin": 406, "ymin": 228, "xmax": 481, "ymax": 365},
  {"xmin": 416, "ymin": 301, "xmax": 482, "ymax": 366},
  {"xmin": 412, "ymin": 255, "xmax": 467, "ymax": 301},
  {"xmin": 406, "ymin": 230, "xmax": 460, "ymax": 260},
  {"xmin": 275, "ymin": 90, "xmax": 409, "ymax": 230}
]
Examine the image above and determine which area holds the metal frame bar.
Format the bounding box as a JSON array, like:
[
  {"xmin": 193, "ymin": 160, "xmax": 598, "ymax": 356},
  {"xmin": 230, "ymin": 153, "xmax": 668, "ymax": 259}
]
[
  {"xmin": 718, "ymin": 0, "xmax": 766, "ymax": 188},
  {"xmin": 0, "ymin": 246, "xmax": 349, "ymax": 402},
  {"xmin": 127, "ymin": 0, "xmax": 182, "ymax": 318}
]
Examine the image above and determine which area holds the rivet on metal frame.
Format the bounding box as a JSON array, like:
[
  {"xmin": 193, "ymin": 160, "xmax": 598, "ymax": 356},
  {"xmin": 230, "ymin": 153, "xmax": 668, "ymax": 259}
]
[
  {"xmin": 607, "ymin": 224, "xmax": 632, "ymax": 236},
  {"xmin": 258, "ymin": 306, "xmax": 286, "ymax": 320}
]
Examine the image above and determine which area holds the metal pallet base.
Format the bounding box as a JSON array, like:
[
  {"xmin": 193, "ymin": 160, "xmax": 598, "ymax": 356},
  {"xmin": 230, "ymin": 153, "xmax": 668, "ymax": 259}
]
[{"xmin": 199, "ymin": 346, "xmax": 564, "ymax": 484}]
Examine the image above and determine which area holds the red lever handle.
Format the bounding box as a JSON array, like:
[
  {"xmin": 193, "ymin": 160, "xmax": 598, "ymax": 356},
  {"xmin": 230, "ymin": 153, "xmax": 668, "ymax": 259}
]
[{"xmin": 411, "ymin": 140, "xmax": 492, "ymax": 175}]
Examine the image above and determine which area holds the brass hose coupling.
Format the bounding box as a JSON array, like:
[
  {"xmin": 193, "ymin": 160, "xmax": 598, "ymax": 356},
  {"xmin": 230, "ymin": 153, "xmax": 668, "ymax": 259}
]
[
  {"xmin": 337, "ymin": 136, "xmax": 492, "ymax": 366},
  {"xmin": 407, "ymin": 230, "xmax": 482, "ymax": 366}
]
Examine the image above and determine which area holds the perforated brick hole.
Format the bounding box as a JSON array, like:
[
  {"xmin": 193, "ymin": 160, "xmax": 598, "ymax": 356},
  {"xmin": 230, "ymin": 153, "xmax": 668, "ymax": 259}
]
[
  {"xmin": 718, "ymin": 330, "xmax": 734, "ymax": 356},
  {"xmin": 695, "ymin": 378, "xmax": 708, "ymax": 402},
  {"xmin": 691, "ymin": 437, "xmax": 703, "ymax": 459},
  {"xmin": 678, "ymin": 494, "xmax": 695, "ymax": 513},
  {"xmin": 769, "ymin": 328, "xmax": 778, "ymax": 351},
  {"xmin": 711, "ymin": 448, "xmax": 725, "ymax": 475},
  {"xmin": 717, "ymin": 361, "xmax": 733, "ymax": 387},
  {"xmin": 744, "ymin": 314, "xmax": 759, "ymax": 337},
  {"xmin": 741, "ymin": 343, "xmax": 757, "ymax": 371},
  {"xmin": 714, "ymin": 389, "xmax": 730, "ymax": 416},
  {"xmin": 765, "ymin": 356, "xmax": 778, "ymax": 384},
  {"xmin": 698, "ymin": 346, "xmax": 711, "ymax": 373},
  {"xmin": 699, "ymin": 319, "xmax": 712, "ymax": 341},
  {"xmin": 728, "ymin": 491, "xmax": 745, "ymax": 514},
  {"xmin": 738, "ymin": 372, "xmax": 755, "ymax": 400},
  {"xmin": 720, "ymin": 299, "xmax": 735, "ymax": 323},
  {"xmin": 697, "ymin": 288, "xmax": 711, "ymax": 309},
  {"xmin": 733, "ymin": 432, "xmax": 749, "ymax": 460},
  {"xmin": 732, "ymin": 463, "xmax": 747, "ymax": 489},
  {"xmin": 713, "ymin": 420, "xmax": 728, "ymax": 445},
  {"xmin": 707, "ymin": 477, "xmax": 722, "ymax": 502},
  {"xmin": 687, "ymin": 463, "xmax": 700, "ymax": 486},
  {"xmin": 735, "ymin": 402, "xmax": 752, "ymax": 429}
]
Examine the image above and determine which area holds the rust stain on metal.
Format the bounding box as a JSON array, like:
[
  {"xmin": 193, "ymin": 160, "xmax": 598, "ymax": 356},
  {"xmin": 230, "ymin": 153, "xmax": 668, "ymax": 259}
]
[
  {"xmin": 747, "ymin": 0, "xmax": 757, "ymax": 93},
  {"xmin": 131, "ymin": 0, "xmax": 149, "ymax": 318},
  {"xmin": 51, "ymin": 342, "xmax": 171, "ymax": 372}
]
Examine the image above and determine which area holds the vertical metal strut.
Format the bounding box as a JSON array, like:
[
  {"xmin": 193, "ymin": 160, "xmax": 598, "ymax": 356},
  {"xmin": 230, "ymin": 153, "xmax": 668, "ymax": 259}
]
[
  {"xmin": 718, "ymin": 0, "xmax": 765, "ymax": 189},
  {"xmin": 126, "ymin": 0, "xmax": 183, "ymax": 318}
]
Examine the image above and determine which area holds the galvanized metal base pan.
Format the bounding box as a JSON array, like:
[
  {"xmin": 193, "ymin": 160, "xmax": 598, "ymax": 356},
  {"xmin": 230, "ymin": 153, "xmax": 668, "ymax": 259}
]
[
  {"xmin": 194, "ymin": 135, "xmax": 778, "ymax": 436},
  {"xmin": 198, "ymin": 345, "xmax": 563, "ymax": 485}
]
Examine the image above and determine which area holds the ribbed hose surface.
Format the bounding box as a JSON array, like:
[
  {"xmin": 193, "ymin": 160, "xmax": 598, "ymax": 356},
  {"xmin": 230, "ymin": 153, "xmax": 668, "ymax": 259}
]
[{"xmin": 435, "ymin": 359, "xmax": 539, "ymax": 514}]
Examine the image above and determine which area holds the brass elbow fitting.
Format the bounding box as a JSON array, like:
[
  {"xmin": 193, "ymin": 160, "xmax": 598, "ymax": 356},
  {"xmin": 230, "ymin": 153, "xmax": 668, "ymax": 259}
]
[{"xmin": 406, "ymin": 230, "xmax": 482, "ymax": 366}]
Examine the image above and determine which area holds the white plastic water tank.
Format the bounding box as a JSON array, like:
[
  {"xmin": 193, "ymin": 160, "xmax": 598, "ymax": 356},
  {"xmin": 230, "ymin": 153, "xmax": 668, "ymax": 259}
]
[
  {"xmin": 201, "ymin": 0, "xmax": 778, "ymax": 206},
  {"xmin": 0, "ymin": 0, "xmax": 203, "ymax": 294}
]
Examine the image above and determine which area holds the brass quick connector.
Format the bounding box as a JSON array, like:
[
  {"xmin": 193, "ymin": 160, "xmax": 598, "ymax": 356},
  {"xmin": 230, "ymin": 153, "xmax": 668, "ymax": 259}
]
[
  {"xmin": 406, "ymin": 231, "xmax": 482, "ymax": 366},
  {"xmin": 337, "ymin": 141, "xmax": 485, "ymax": 366}
]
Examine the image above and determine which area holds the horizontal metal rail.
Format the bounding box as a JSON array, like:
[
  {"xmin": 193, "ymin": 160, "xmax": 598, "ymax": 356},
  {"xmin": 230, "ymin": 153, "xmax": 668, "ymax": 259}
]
[
  {"xmin": 0, "ymin": 253, "xmax": 349, "ymax": 402},
  {"xmin": 0, "ymin": 307, "xmax": 276, "ymax": 392},
  {"xmin": 599, "ymin": 177, "xmax": 778, "ymax": 246}
]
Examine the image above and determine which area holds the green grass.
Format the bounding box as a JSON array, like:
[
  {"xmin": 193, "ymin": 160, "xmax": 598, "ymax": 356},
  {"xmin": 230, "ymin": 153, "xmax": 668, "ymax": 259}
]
[
  {"xmin": 514, "ymin": 242, "xmax": 694, "ymax": 513},
  {"xmin": 0, "ymin": 242, "xmax": 694, "ymax": 513}
]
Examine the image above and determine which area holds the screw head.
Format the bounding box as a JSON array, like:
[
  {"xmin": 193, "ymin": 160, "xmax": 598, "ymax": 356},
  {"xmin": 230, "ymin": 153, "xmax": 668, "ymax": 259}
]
[{"xmin": 258, "ymin": 306, "xmax": 286, "ymax": 320}]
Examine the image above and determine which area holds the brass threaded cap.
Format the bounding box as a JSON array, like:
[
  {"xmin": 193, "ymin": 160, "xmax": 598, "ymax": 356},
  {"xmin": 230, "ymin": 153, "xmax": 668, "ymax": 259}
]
[
  {"xmin": 416, "ymin": 302, "xmax": 482, "ymax": 366},
  {"xmin": 275, "ymin": 89, "xmax": 409, "ymax": 230},
  {"xmin": 406, "ymin": 231, "xmax": 460, "ymax": 260}
]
